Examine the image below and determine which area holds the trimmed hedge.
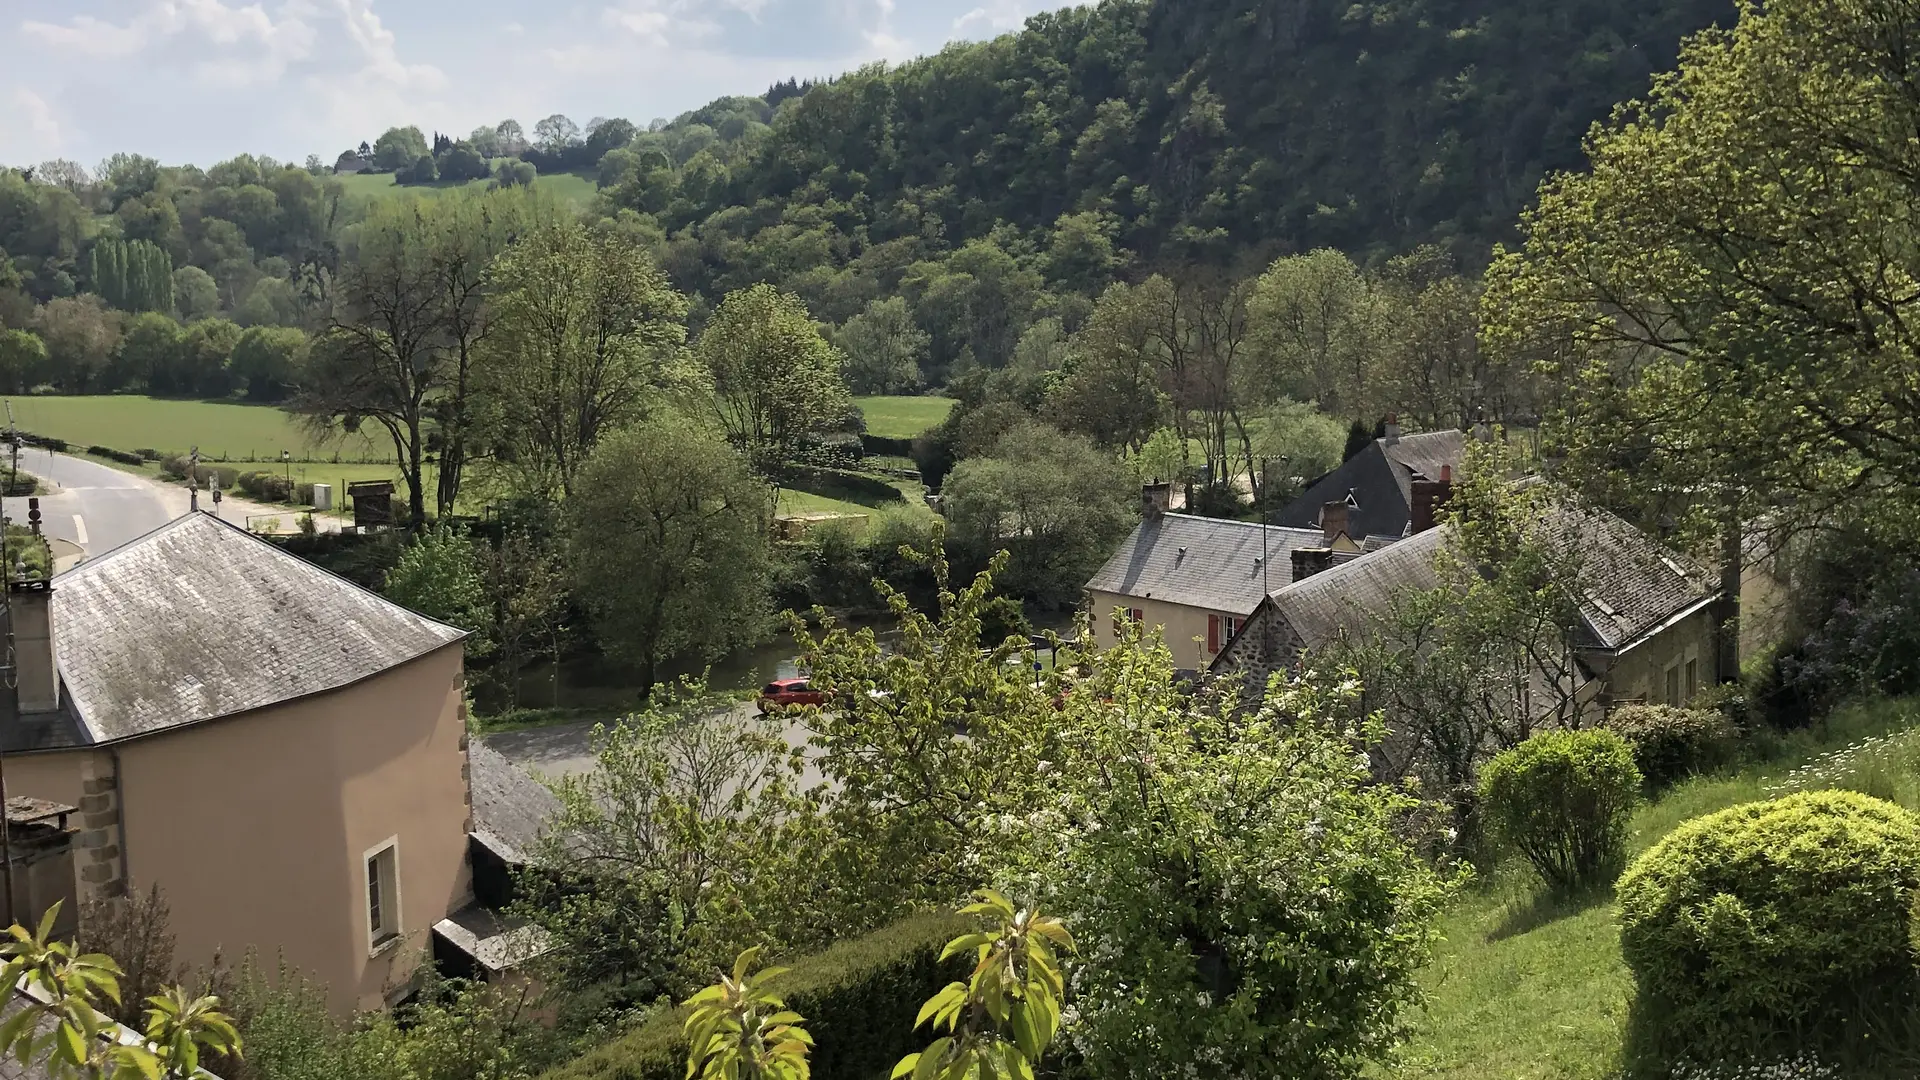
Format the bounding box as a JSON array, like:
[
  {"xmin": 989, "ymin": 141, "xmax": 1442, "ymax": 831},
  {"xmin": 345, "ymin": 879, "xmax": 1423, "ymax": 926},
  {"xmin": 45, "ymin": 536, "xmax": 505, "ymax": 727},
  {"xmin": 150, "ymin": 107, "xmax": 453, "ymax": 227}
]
[
  {"xmin": 861, "ymin": 433, "xmax": 915, "ymax": 457},
  {"xmin": 542, "ymin": 912, "xmax": 970, "ymax": 1080},
  {"xmin": 1479, "ymin": 729, "xmax": 1640, "ymax": 892},
  {"xmin": 780, "ymin": 466, "xmax": 905, "ymax": 507},
  {"xmin": 1618, "ymin": 791, "xmax": 1920, "ymax": 1062},
  {"xmin": 1603, "ymin": 704, "xmax": 1738, "ymax": 790},
  {"xmin": 86, "ymin": 445, "xmax": 147, "ymax": 466}
]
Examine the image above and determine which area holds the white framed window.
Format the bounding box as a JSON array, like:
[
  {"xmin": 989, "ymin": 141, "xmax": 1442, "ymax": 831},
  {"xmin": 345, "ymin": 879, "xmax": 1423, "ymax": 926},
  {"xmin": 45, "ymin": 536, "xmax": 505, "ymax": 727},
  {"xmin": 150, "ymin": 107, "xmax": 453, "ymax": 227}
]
[{"xmin": 364, "ymin": 837, "xmax": 402, "ymax": 954}]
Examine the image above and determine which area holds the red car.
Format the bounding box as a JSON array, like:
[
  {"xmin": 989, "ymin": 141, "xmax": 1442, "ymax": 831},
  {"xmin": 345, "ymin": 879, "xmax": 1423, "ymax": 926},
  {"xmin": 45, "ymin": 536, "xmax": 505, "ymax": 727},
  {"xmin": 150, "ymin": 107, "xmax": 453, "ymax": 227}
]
[{"xmin": 759, "ymin": 677, "xmax": 827, "ymax": 712}]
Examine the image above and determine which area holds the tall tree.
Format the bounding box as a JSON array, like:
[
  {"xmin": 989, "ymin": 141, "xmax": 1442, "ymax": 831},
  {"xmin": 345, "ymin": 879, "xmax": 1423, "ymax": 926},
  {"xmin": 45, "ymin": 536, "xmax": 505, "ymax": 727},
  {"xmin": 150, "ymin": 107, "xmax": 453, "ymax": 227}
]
[
  {"xmin": 371, "ymin": 126, "xmax": 430, "ymax": 172},
  {"xmin": 696, "ymin": 284, "xmax": 851, "ymax": 476},
  {"xmin": 1247, "ymin": 249, "xmax": 1380, "ymax": 417},
  {"xmin": 298, "ymin": 189, "xmax": 551, "ymax": 524},
  {"xmin": 833, "ymin": 296, "xmax": 927, "ymax": 395},
  {"xmin": 1480, "ymin": 0, "xmax": 1920, "ymax": 663},
  {"xmin": 565, "ymin": 415, "xmax": 770, "ymax": 698},
  {"xmin": 479, "ymin": 219, "xmax": 692, "ymax": 498}
]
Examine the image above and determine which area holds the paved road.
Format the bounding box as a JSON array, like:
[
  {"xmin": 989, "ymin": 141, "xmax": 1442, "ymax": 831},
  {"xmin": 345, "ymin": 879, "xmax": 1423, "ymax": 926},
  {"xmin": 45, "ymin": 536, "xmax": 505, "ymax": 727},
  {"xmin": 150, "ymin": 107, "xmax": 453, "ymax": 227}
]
[
  {"xmin": 0, "ymin": 448, "xmax": 172, "ymax": 558},
  {"xmin": 483, "ymin": 702, "xmax": 827, "ymax": 791},
  {"xmin": 0, "ymin": 448, "xmax": 334, "ymax": 564}
]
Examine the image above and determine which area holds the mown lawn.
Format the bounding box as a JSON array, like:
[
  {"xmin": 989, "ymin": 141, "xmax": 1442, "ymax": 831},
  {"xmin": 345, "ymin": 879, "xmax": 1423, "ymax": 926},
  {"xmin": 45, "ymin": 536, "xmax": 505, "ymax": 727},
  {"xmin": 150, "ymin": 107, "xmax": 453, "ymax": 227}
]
[
  {"xmin": 855, "ymin": 395, "xmax": 953, "ymax": 439},
  {"xmin": 334, "ymin": 168, "xmax": 599, "ymax": 207},
  {"xmin": 1387, "ymin": 698, "xmax": 1920, "ymax": 1079},
  {"xmin": 4, "ymin": 395, "xmax": 389, "ymax": 462}
]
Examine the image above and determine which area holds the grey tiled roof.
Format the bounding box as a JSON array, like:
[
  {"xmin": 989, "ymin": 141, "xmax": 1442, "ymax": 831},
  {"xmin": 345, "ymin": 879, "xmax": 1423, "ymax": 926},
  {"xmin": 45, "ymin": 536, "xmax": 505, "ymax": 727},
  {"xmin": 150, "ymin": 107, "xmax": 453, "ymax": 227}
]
[
  {"xmin": 1261, "ymin": 501, "xmax": 1715, "ymax": 652},
  {"xmin": 1267, "ymin": 527, "xmax": 1449, "ymax": 646},
  {"xmin": 1085, "ymin": 514, "xmax": 1327, "ymax": 615},
  {"xmin": 1274, "ymin": 430, "xmax": 1466, "ymax": 540},
  {"xmin": 468, "ymin": 740, "xmax": 562, "ymax": 862},
  {"xmin": 1550, "ymin": 507, "xmax": 1717, "ymax": 650},
  {"xmin": 50, "ymin": 513, "xmax": 466, "ymax": 743}
]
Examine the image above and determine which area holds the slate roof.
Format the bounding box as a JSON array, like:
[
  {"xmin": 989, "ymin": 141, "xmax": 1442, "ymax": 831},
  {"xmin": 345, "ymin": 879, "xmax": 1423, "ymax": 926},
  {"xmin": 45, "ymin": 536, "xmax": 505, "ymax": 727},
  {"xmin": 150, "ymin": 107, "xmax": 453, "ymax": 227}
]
[
  {"xmin": 1274, "ymin": 430, "xmax": 1467, "ymax": 540},
  {"xmin": 468, "ymin": 740, "xmax": 563, "ymax": 863},
  {"xmin": 1084, "ymin": 513, "xmax": 1328, "ymax": 615},
  {"xmin": 1265, "ymin": 527, "xmax": 1449, "ymax": 646},
  {"xmin": 1249, "ymin": 500, "xmax": 1716, "ymax": 654},
  {"xmin": 1549, "ymin": 507, "xmax": 1718, "ymax": 650},
  {"xmin": 47, "ymin": 513, "xmax": 466, "ymax": 743}
]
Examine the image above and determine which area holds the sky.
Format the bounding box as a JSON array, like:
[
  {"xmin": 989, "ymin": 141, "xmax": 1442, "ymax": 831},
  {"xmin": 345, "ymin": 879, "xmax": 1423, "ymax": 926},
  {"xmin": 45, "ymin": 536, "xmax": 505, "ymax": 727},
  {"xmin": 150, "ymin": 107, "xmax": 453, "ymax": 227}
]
[{"xmin": 0, "ymin": 0, "xmax": 1060, "ymax": 170}]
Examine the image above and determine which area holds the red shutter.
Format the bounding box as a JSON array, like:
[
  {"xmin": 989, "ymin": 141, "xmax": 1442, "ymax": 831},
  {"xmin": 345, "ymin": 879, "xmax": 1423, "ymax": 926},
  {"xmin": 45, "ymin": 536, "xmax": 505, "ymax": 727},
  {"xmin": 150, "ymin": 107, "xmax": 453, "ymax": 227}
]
[{"xmin": 1208, "ymin": 614, "xmax": 1221, "ymax": 653}]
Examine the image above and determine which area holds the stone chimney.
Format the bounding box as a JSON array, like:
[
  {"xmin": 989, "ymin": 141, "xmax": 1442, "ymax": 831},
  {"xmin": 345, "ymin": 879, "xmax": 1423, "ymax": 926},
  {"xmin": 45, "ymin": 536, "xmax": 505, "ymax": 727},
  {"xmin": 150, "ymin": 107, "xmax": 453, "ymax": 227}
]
[
  {"xmin": 1383, "ymin": 413, "xmax": 1401, "ymax": 445},
  {"xmin": 1, "ymin": 799, "xmax": 77, "ymax": 936},
  {"xmin": 8, "ymin": 580, "xmax": 57, "ymax": 715},
  {"xmin": 1410, "ymin": 463, "xmax": 1454, "ymax": 534},
  {"xmin": 1141, "ymin": 482, "xmax": 1172, "ymax": 520},
  {"xmin": 1320, "ymin": 500, "xmax": 1351, "ymax": 546},
  {"xmin": 1291, "ymin": 547, "xmax": 1335, "ymax": 582}
]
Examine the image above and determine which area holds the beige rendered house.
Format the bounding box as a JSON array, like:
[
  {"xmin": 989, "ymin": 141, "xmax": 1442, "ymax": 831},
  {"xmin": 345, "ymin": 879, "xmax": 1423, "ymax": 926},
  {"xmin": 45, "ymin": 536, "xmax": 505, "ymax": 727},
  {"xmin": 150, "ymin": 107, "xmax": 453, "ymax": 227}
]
[
  {"xmin": 1084, "ymin": 487, "xmax": 1344, "ymax": 671},
  {"xmin": 1214, "ymin": 501, "xmax": 1724, "ymax": 717},
  {"xmin": 0, "ymin": 512, "xmax": 475, "ymax": 1014}
]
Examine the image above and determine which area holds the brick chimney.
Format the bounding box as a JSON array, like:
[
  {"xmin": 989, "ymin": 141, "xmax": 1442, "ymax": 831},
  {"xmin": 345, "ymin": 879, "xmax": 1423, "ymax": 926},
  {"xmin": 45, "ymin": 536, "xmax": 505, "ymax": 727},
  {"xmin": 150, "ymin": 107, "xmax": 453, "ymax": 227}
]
[
  {"xmin": 1383, "ymin": 413, "xmax": 1401, "ymax": 445},
  {"xmin": 1320, "ymin": 500, "xmax": 1351, "ymax": 545},
  {"xmin": 8, "ymin": 580, "xmax": 57, "ymax": 715},
  {"xmin": 1291, "ymin": 547, "xmax": 1335, "ymax": 582},
  {"xmin": 1141, "ymin": 482, "xmax": 1172, "ymax": 520},
  {"xmin": 1410, "ymin": 463, "xmax": 1454, "ymax": 534}
]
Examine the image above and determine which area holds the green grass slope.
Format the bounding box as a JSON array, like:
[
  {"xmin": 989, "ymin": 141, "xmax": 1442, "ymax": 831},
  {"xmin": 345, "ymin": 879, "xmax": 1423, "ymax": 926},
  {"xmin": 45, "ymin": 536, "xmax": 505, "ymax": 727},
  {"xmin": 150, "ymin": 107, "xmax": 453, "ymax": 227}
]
[
  {"xmin": 854, "ymin": 395, "xmax": 953, "ymax": 439},
  {"xmin": 3, "ymin": 395, "xmax": 389, "ymax": 461},
  {"xmin": 335, "ymin": 168, "xmax": 599, "ymax": 207},
  {"xmin": 1389, "ymin": 698, "xmax": 1920, "ymax": 1079}
]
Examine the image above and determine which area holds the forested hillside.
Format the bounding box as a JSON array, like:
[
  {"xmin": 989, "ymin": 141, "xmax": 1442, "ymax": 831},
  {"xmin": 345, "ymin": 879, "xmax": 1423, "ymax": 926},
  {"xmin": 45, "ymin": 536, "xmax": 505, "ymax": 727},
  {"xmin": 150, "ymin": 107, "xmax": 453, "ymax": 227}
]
[{"xmin": 630, "ymin": 0, "xmax": 1734, "ymax": 281}]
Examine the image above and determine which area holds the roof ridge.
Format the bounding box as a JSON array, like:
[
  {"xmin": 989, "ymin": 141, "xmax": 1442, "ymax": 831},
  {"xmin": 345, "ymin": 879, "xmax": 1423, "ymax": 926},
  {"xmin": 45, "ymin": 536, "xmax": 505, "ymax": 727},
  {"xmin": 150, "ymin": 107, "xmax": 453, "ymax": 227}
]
[{"xmin": 1158, "ymin": 514, "xmax": 1323, "ymax": 535}]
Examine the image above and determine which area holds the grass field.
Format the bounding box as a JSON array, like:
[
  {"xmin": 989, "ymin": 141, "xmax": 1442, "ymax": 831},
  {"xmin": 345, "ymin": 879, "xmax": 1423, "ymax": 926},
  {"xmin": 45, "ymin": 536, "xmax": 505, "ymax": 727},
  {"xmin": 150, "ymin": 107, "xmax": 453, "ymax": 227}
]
[
  {"xmin": 1388, "ymin": 698, "xmax": 1920, "ymax": 1079},
  {"xmin": 855, "ymin": 395, "xmax": 953, "ymax": 440},
  {"xmin": 3, "ymin": 396, "xmax": 390, "ymax": 462},
  {"xmin": 334, "ymin": 169, "xmax": 599, "ymax": 207}
]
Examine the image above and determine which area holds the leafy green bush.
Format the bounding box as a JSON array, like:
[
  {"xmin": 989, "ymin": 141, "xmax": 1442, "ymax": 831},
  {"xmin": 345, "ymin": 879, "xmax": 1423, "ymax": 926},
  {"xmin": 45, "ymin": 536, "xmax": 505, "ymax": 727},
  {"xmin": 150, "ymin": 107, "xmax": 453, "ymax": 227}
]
[
  {"xmin": 162, "ymin": 456, "xmax": 238, "ymax": 489},
  {"xmin": 86, "ymin": 445, "xmax": 146, "ymax": 466},
  {"xmin": 1479, "ymin": 729, "xmax": 1640, "ymax": 891},
  {"xmin": 1603, "ymin": 704, "xmax": 1739, "ymax": 789},
  {"xmin": 1617, "ymin": 791, "xmax": 1920, "ymax": 1064},
  {"xmin": 540, "ymin": 912, "xmax": 969, "ymax": 1080}
]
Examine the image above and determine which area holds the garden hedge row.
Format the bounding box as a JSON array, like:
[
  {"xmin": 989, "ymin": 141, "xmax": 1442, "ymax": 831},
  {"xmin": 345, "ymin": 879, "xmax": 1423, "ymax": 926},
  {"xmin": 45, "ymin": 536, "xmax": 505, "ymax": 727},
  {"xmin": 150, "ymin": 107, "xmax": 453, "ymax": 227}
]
[
  {"xmin": 541, "ymin": 912, "xmax": 971, "ymax": 1080},
  {"xmin": 87, "ymin": 445, "xmax": 147, "ymax": 466},
  {"xmin": 860, "ymin": 434, "xmax": 915, "ymax": 458},
  {"xmin": 781, "ymin": 466, "xmax": 905, "ymax": 507}
]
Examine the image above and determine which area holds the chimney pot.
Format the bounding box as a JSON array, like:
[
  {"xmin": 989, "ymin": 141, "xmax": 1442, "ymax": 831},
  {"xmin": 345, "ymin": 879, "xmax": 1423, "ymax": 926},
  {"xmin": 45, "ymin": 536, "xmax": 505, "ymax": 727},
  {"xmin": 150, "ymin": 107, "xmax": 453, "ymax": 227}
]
[
  {"xmin": 1291, "ymin": 547, "xmax": 1335, "ymax": 582},
  {"xmin": 8, "ymin": 580, "xmax": 57, "ymax": 714},
  {"xmin": 1320, "ymin": 500, "xmax": 1351, "ymax": 545},
  {"xmin": 1141, "ymin": 482, "xmax": 1172, "ymax": 520}
]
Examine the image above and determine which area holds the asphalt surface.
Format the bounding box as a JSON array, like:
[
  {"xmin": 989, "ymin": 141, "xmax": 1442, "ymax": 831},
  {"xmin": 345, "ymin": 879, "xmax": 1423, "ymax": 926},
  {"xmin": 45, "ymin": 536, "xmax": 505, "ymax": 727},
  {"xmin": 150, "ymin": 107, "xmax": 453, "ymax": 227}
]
[
  {"xmin": 0, "ymin": 448, "xmax": 173, "ymax": 559},
  {"xmin": 483, "ymin": 702, "xmax": 828, "ymax": 791},
  {"xmin": 0, "ymin": 448, "xmax": 335, "ymax": 565}
]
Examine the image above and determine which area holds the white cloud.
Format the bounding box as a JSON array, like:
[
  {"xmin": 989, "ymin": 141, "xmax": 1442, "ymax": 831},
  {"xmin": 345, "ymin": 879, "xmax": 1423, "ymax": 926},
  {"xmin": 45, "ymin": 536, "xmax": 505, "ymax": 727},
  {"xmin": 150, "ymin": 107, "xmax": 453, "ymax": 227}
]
[
  {"xmin": 952, "ymin": 0, "xmax": 1028, "ymax": 36},
  {"xmin": 0, "ymin": 87, "xmax": 65, "ymax": 166}
]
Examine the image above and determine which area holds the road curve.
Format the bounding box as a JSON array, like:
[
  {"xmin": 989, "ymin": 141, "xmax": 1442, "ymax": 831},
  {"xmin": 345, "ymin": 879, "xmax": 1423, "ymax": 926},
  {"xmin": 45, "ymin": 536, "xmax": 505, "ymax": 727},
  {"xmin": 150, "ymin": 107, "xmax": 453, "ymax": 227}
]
[{"xmin": 0, "ymin": 448, "xmax": 173, "ymax": 559}]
